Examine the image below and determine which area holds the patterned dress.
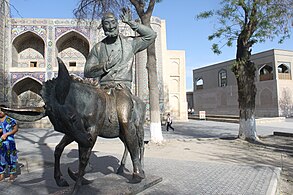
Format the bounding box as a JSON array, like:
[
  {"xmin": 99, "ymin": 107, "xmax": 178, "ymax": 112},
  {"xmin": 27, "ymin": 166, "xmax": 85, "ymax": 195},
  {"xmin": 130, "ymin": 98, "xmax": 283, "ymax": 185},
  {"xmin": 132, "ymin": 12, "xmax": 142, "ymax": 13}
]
[{"xmin": 0, "ymin": 116, "xmax": 18, "ymax": 174}]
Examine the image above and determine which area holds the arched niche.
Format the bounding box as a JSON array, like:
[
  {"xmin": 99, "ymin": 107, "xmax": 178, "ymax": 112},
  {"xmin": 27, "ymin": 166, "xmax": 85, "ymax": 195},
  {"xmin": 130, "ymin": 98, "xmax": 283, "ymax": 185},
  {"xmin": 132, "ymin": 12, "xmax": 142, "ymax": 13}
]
[
  {"xmin": 12, "ymin": 31, "xmax": 45, "ymax": 68},
  {"xmin": 170, "ymin": 61, "xmax": 180, "ymax": 75},
  {"xmin": 259, "ymin": 64, "xmax": 273, "ymax": 81},
  {"xmin": 260, "ymin": 88, "xmax": 273, "ymax": 107},
  {"xmin": 195, "ymin": 78, "xmax": 203, "ymax": 90},
  {"xmin": 278, "ymin": 63, "xmax": 291, "ymax": 80},
  {"xmin": 170, "ymin": 95, "xmax": 179, "ymax": 117},
  {"xmin": 170, "ymin": 77, "xmax": 179, "ymax": 93},
  {"xmin": 11, "ymin": 77, "xmax": 44, "ymax": 107},
  {"xmin": 56, "ymin": 31, "xmax": 90, "ymax": 67},
  {"xmin": 278, "ymin": 63, "xmax": 290, "ymax": 73}
]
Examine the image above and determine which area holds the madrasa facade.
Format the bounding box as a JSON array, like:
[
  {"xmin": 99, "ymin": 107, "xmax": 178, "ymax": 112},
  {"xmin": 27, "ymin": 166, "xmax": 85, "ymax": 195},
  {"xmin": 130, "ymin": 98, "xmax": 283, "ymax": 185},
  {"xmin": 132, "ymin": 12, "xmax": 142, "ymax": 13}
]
[{"xmin": 0, "ymin": 0, "xmax": 188, "ymax": 126}]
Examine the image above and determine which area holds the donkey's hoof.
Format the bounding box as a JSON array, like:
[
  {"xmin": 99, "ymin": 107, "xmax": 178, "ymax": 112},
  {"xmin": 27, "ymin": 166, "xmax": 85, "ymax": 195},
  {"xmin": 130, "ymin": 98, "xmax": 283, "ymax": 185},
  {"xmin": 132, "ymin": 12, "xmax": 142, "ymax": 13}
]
[
  {"xmin": 56, "ymin": 178, "xmax": 69, "ymax": 187},
  {"xmin": 130, "ymin": 172, "xmax": 145, "ymax": 183},
  {"xmin": 116, "ymin": 165, "xmax": 125, "ymax": 175},
  {"xmin": 68, "ymin": 167, "xmax": 93, "ymax": 185}
]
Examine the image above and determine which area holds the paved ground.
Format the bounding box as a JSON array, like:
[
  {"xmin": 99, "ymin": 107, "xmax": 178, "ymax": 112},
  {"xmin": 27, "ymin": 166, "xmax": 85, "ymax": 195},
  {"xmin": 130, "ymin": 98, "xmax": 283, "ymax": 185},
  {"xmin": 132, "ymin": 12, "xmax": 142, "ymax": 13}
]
[{"xmin": 0, "ymin": 118, "xmax": 292, "ymax": 194}]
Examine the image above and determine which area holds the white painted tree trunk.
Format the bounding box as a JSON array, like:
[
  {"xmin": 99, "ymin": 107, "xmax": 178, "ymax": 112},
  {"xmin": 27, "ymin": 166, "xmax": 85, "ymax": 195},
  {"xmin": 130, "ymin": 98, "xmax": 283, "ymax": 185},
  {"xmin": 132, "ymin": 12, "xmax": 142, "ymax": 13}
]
[
  {"xmin": 133, "ymin": 3, "xmax": 163, "ymax": 144},
  {"xmin": 150, "ymin": 122, "xmax": 163, "ymax": 143},
  {"xmin": 238, "ymin": 115, "xmax": 259, "ymax": 142}
]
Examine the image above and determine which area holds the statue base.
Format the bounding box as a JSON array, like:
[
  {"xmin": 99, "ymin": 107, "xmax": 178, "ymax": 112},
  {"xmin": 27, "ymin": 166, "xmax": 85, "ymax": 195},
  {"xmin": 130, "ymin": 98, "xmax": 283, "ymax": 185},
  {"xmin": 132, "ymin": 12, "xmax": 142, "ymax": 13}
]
[{"xmin": 50, "ymin": 173, "xmax": 162, "ymax": 195}]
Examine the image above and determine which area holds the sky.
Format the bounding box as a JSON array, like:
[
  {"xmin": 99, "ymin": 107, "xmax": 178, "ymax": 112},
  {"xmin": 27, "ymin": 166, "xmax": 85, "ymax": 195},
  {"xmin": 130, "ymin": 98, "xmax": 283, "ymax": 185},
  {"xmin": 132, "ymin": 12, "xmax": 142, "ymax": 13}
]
[{"xmin": 9, "ymin": 0, "xmax": 293, "ymax": 91}]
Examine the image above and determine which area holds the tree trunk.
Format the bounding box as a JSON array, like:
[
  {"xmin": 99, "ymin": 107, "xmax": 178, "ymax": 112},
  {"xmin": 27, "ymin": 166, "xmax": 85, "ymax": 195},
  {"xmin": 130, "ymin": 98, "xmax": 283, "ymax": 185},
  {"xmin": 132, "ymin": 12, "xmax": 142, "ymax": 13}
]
[
  {"xmin": 147, "ymin": 42, "xmax": 163, "ymax": 143},
  {"xmin": 131, "ymin": 0, "xmax": 163, "ymax": 143},
  {"xmin": 141, "ymin": 19, "xmax": 163, "ymax": 143},
  {"xmin": 233, "ymin": 42, "xmax": 259, "ymax": 143}
]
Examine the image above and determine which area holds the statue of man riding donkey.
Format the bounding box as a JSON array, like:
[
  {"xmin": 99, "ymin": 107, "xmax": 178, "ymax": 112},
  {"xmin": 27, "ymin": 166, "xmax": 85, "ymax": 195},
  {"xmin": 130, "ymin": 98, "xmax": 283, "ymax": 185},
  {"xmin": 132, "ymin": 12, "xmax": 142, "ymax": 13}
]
[{"xmin": 3, "ymin": 8, "xmax": 156, "ymax": 194}]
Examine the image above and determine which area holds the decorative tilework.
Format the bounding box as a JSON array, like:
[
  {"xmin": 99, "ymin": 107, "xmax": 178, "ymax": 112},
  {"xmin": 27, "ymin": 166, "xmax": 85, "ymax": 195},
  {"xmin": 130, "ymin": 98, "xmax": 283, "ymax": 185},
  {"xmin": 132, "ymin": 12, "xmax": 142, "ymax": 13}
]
[
  {"xmin": 47, "ymin": 24, "xmax": 54, "ymax": 75},
  {"xmin": 3, "ymin": 19, "xmax": 10, "ymax": 101},
  {"xmin": 11, "ymin": 72, "xmax": 45, "ymax": 84},
  {"xmin": 151, "ymin": 17, "xmax": 162, "ymax": 25},
  {"xmin": 11, "ymin": 25, "xmax": 47, "ymax": 41},
  {"xmin": 55, "ymin": 27, "xmax": 90, "ymax": 40},
  {"xmin": 46, "ymin": 72, "xmax": 52, "ymax": 79},
  {"xmin": 11, "ymin": 19, "xmax": 48, "ymax": 25}
]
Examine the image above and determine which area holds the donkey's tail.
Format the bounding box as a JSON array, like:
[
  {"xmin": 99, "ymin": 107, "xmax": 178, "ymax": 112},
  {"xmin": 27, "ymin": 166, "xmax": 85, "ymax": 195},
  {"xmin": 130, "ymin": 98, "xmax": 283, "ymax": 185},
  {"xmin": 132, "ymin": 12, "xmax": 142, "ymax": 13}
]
[{"xmin": 1, "ymin": 106, "xmax": 46, "ymax": 122}]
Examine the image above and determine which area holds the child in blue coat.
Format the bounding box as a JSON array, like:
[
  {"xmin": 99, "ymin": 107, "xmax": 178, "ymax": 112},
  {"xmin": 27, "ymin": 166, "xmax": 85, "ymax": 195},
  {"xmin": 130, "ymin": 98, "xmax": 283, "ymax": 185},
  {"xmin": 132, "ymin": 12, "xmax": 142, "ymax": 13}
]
[{"xmin": 0, "ymin": 106, "xmax": 18, "ymax": 182}]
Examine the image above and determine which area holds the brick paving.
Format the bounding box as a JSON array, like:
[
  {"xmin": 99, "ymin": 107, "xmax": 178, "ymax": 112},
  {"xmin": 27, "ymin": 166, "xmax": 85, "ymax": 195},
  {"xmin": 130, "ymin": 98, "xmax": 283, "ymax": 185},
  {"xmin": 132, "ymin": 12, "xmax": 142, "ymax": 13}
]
[
  {"xmin": 0, "ymin": 119, "xmax": 291, "ymax": 194},
  {"xmin": 139, "ymin": 158, "xmax": 280, "ymax": 195},
  {"xmin": 0, "ymin": 152, "xmax": 281, "ymax": 195}
]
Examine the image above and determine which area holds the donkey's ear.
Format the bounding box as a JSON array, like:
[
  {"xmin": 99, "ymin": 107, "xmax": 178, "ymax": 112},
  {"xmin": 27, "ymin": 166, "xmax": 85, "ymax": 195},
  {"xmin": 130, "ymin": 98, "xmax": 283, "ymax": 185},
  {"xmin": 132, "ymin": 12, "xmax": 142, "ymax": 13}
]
[{"xmin": 56, "ymin": 57, "xmax": 71, "ymax": 105}]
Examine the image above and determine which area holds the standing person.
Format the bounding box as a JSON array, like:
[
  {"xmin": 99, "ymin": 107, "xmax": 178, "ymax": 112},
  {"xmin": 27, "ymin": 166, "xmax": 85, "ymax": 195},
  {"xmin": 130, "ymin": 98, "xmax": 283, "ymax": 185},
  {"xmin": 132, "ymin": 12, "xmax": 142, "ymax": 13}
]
[
  {"xmin": 166, "ymin": 113, "xmax": 174, "ymax": 131},
  {"xmin": 0, "ymin": 106, "xmax": 18, "ymax": 182}
]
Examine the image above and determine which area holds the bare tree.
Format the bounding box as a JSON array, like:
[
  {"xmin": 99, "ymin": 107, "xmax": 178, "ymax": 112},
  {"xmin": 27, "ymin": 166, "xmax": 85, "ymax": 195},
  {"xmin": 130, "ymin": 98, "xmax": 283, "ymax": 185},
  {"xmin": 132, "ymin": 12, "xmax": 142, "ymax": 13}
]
[
  {"xmin": 74, "ymin": 0, "xmax": 163, "ymax": 143},
  {"xmin": 198, "ymin": 0, "xmax": 293, "ymax": 142},
  {"xmin": 279, "ymin": 88, "xmax": 293, "ymax": 117}
]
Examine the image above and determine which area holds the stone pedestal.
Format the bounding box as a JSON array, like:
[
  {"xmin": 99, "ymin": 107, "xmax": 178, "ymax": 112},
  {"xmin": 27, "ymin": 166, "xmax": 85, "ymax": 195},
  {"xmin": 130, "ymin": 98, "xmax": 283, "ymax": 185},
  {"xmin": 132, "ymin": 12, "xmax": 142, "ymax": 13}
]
[{"xmin": 51, "ymin": 173, "xmax": 162, "ymax": 195}]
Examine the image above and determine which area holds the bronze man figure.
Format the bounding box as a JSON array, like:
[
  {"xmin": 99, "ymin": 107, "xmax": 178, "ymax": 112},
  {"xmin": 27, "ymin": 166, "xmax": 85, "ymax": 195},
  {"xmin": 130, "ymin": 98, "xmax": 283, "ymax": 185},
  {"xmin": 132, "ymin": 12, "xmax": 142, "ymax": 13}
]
[{"xmin": 84, "ymin": 8, "xmax": 157, "ymax": 90}]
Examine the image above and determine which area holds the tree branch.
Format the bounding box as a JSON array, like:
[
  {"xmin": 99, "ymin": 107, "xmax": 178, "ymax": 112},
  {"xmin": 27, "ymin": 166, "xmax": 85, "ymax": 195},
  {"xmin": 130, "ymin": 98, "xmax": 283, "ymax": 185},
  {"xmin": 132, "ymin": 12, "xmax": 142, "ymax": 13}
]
[
  {"xmin": 145, "ymin": 0, "xmax": 156, "ymax": 16},
  {"xmin": 248, "ymin": 0, "xmax": 258, "ymax": 33},
  {"xmin": 129, "ymin": 0, "xmax": 144, "ymax": 18}
]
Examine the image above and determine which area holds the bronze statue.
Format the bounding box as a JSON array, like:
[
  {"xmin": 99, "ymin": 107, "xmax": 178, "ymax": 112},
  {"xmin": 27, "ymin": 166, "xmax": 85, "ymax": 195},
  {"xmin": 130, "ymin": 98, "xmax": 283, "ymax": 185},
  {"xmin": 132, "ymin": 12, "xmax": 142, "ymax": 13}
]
[
  {"xmin": 4, "ymin": 58, "xmax": 146, "ymax": 194},
  {"xmin": 3, "ymin": 8, "xmax": 157, "ymax": 195}
]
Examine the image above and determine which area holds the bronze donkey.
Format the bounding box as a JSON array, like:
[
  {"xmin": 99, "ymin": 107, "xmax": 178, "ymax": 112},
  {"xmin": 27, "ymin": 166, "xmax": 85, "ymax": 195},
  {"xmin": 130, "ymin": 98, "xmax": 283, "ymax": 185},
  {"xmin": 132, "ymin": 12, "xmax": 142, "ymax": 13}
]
[{"xmin": 4, "ymin": 58, "xmax": 146, "ymax": 194}]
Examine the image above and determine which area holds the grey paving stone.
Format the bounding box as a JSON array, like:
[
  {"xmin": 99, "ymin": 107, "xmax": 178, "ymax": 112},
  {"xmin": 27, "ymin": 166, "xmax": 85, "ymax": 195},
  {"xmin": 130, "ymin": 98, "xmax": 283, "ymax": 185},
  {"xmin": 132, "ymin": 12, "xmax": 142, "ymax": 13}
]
[
  {"xmin": 7, "ymin": 119, "xmax": 290, "ymax": 195},
  {"xmin": 0, "ymin": 154, "xmax": 280, "ymax": 195},
  {"xmin": 139, "ymin": 158, "xmax": 281, "ymax": 195}
]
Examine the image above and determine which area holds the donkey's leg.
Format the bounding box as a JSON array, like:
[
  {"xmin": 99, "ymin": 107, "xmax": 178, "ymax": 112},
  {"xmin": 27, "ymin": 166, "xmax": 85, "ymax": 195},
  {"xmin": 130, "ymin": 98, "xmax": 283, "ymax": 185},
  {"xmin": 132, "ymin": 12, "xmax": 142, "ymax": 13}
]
[
  {"xmin": 138, "ymin": 124, "xmax": 145, "ymax": 169},
  {"xmin": 117, "ymin": 141, "xmax": 128, "ymax": 174},
  {"xmin": 68, "ymin": 126, "xmax": 97, "ymax": 185},
  {"xmin": 71, "ymin": 145, "xmax": 93, "ymax": 195},
  {"xmin": 54, "ymin": 134, "xmax": 74, "ymax": 187},
  {"xmin": 68, "ymin": 148, "xmax": 94, "ymax": 185}
]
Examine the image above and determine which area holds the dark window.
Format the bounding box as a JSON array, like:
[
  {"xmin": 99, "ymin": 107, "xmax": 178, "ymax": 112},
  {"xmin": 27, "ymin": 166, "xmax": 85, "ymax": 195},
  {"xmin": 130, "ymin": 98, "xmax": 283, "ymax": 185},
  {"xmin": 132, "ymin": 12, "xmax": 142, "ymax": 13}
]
[
  {"xmin": 278, "ymin": 63, "xmax": 291, "ymax": 80},
  {"xmin": 218, "ymin": 70, "xmax": 227, "ymax": 87},
  {"xmin": 69, "ymin": 62, "xmax": 77, "ymax": 67},
  {"xmin": 30, "ymin": 61, "xmax": 37, "ymax": 67},
  {"xmin": 196, "ymin": 78, "xmax": 203, "ymax": 90},
  {"xmin": 278, "ymin": 64, "xmax": 289, "ymax": 73},
  {"xmin": 259, "ymin": 65, "xmax": 273, "ymax": 81}
]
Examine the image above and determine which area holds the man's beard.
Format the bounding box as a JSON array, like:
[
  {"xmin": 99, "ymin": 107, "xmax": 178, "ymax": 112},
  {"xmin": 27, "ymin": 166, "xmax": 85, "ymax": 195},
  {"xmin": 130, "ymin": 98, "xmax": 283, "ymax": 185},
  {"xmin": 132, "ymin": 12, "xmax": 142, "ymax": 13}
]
[{"xmin": 105, "ymin": 30, "xmax": 118, "ymax": 37}]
